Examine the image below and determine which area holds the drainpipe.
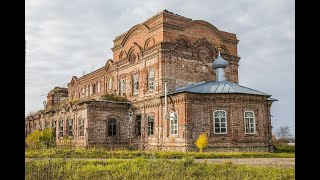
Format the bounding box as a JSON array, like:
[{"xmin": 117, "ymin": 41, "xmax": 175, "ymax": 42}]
[
  {"xmin": 184, "ymin": 93, "xmax": 188, "ymax": 151},
  {"xmin": 165, "ymin": 82, "xmax": 168, "ymax": 119}
]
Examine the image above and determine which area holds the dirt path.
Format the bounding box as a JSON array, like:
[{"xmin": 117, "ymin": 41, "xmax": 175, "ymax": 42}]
[{"xmin": 25, "ymin": 158, "xmax": 295, "ymax": 167}]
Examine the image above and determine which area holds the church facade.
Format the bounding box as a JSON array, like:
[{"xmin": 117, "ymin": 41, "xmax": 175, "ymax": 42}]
[{"xmin": 25, "ymin": 10, "xmax": 277, "ymax": 152}]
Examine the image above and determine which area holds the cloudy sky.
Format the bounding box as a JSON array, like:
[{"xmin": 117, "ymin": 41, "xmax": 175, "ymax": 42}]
[{"xmin": 25, "ymin": 0, "xmax": 295, "ymax": 136}]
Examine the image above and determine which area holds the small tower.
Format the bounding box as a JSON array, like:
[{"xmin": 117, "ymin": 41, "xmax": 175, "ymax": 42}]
[{"xmin": 212, "ymin": 49, "xmax": 228, "ymax": 82}]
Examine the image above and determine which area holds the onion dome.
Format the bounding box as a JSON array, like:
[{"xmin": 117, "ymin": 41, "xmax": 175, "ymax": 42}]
[{"xmin": 212, "ymin": 51, "xmax": 228, "ymax": 69}]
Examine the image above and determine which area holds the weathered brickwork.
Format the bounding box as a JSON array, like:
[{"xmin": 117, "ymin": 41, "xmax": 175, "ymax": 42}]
[
  {"xmin": 26, "ymin": 102, "xmax": 88, "ymax": 147},
  {"xmin": 26, "ymin": 10, "xmax": 275, "ymax": 152},
  {"xmin": 184, "ymin": 93, "xmax": 272, "ymax": 152},
  {"xmin": 86, "ymin": 101, "xmax": 131, "ymax": 148},
  {"xmin": 64, "ymin": 9, "xmax": 240, "ymax": 103}
]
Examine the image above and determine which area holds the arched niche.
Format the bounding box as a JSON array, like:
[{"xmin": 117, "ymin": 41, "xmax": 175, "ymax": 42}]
[
  {"xmin": 144, "ymin": 37, "xmax": 156, "ymax": 51},
  {"xmin": 175, "ymin": 35, "xmax": 191, "ymax": 46},
  {"xmin": 119, "ymin": 51, "xmax": 127, "ymax": 61}
]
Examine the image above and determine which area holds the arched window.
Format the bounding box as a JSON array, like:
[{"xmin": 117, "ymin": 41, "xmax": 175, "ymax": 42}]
[
  {"xmin": 108, "ymin": 118, "xmax": 117, "ymax": 136},
  {"xmin": 119, "ymin": 79, "xmax": 126, "ymax": 96},
  {"xmin": 213, "ymin": 110, "xmax": 227, "ymax": 134},
  {"xmin": 68, "ymin": 117, "xmax": 73, "ymax": 136},
  {"xmin": 78, "ymin": 116, "xmax": 84, "ymax": 137},
  {"xmin": 108, "ymin": 77, "xmax": 113, "ymax": 91},
  {"xmin": 147, "ymin": 115, "xmax": 154, "ymax": 135},
  {"xmin": 148, "ymin": 70, "xmax": 155, "ymax": 91},
  {"xmin": 97, "ymin": 82, "xmax": 101, "ymax": 93},
  {"xmin": 244, "ymin": 111, "xmax": 256, "ymax": 134},
  {"xmin": 93, "ymin": 84, "xmax": 96, "ymax": 94},
  {"xmin": 82, "ymin": 88, "xmax": 85, "ymax": 97},
  {"xmin": 135, "ymin": 115, "xmax": 141, "ymax": 136},
  {"xmin": 52, "ymin": 120, "xmax": 56, "ymax": 134},
  {"xmin": 133, "ymin": 74, "xmax": 139, "ymax": 95},
  {"xmin": 59, "ymin": 119, "xmax": 64, "ymax": 137},
  {"xmin": 129, "ymin": 53, "xmax": 137, "ymax": 63},
  {"xmin": 170, "ymin": 112, "xmax": 178, "ymax": 135}
]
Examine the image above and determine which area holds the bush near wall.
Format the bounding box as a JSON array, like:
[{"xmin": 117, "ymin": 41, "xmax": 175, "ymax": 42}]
[
  {"xmin": 25, "ymin": 128, "xmax": 55, "ymax": 149},
  {"xmin": 100, "ymin": 93, "xmax": 128, "ymax": 102}
]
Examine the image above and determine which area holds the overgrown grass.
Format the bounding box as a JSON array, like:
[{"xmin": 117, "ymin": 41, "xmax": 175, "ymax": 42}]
[
  {"xmin": 273, "ymin": 141, "xmax": 295, "ymax": 153},
  {"xmin": 25, "ymin": 148, "xmax": 295, "ymax": 159},
  {"xmin": 274, "ymin": 145, "xmax": 295, "ymax": 153},
  {"xmin": 100, "ymin": 93, "xmax": 128, "ymax": 102},
  {"xmin": 25, "ymin": 158, "xmax": 295, "ymax": 180}
]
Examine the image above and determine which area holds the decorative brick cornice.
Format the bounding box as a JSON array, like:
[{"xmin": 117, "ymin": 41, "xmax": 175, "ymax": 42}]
[
  {"xmin": 184, "ymin": 93, "xmax": 267, "ymax": 104},
  {"xmin": 160, "ymin": 40, "xmax": 240, "ymax": 63}
]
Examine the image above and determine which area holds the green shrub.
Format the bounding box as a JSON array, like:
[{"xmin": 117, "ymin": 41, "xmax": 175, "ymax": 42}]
[
  {"xmin": 100, "ymin": 93, "xmax": 128, "ymax": 102},
  {"xmin": 26, "ymin": 130, "xmax": 42, "ymax": 148},
  {"xmin": 40, "ymin": 128, "xmax": 56, "ymax": 148},
  {"xmin": 25, "ymin": 128, "xmax": 55, "ymax": 149}
]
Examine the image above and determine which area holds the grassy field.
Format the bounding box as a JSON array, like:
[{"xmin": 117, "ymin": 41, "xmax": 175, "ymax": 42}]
[
  {"xmin": 25, "ymin": 148, "xmax": 294, "ymax": 159},
  {"xmin": 25, "ymin": 158, "xmax": 294, "ymax": 180},
  {"xmin": 274, "ymin": 146, "xmax": 295, "ymax": 153}
]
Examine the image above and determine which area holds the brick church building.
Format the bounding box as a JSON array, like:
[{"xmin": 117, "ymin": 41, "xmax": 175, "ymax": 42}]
[{"xmin": 25, "ymin": 10, "xmax": 277, "ymax": 152}]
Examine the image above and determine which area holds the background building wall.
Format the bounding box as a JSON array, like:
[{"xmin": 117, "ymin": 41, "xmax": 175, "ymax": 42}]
[{"xmin": 185, "ymin": 93, "xmax": 271, "ymax": 151}]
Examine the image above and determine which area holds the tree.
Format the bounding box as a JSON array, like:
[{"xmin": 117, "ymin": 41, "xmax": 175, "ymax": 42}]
[
  {"xmin": 40, "ymin": 128, "xmax": 56, "ymax": 148},
  {"xmin": 195, "ymin": 133, "xmax": 208, "ymax": 152},
  {"xmin": 25, "ymin": 128, "xmax": 55, "ymax": 149},
  {"xmin": 276, "ymin": 126, "xmax": 293, "ymax": 142},
  {"xmin": 25, "ymin": 130, "xmax": 42, "ymax": 148}
]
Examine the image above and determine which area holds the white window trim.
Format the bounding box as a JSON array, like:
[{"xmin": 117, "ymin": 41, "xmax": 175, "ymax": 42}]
[
  {"xmin": 85, "ymin": 87, "xmax": 89, "ymax": 97},
  {"xmin": 148, "ymin": 70, "xmax": 155, "ymax": 92},
  {"xmin": 147, "ymin": 115, "xmax": 154, "ymax": 136},
  {"xmin": 244, "ymin": 110, "xmax": 256, "ymax": 134},
  {"xmin": 120, "ymin": 79, "xmax": 126, "ymax": 96},
  {"xmin": 133, "ymin": 74, "xmax": 139, "ymax": 95},
  {"xmin": 213, "ymin": 110, "xmax": 227, "ymax": 134},
  {"xmin": 170, "ymin": 112, "xmax": 178, "ymax": 135},
  {"xmin": 59, "ymin": 119, "xmax": 64, "ymax": 137},
  {"xmin": 68, "ymin": 119, "xmax": 73, "ymax": 136}
]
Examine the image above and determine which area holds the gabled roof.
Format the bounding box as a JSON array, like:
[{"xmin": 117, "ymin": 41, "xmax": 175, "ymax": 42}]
[{"xmin": 175, "ymin": 80, "xmax": 272, "ymax": 97}]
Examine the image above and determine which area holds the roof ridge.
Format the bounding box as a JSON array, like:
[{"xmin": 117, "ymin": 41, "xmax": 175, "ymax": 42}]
[{"xmin": 177, "ymin": 81, "xmax": 207, "ymax": 90}]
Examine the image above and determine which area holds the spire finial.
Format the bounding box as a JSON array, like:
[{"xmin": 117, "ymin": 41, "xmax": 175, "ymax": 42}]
[{"xmin": 217, "ymin": 46, "xmax": 221, "ymax": 57}]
